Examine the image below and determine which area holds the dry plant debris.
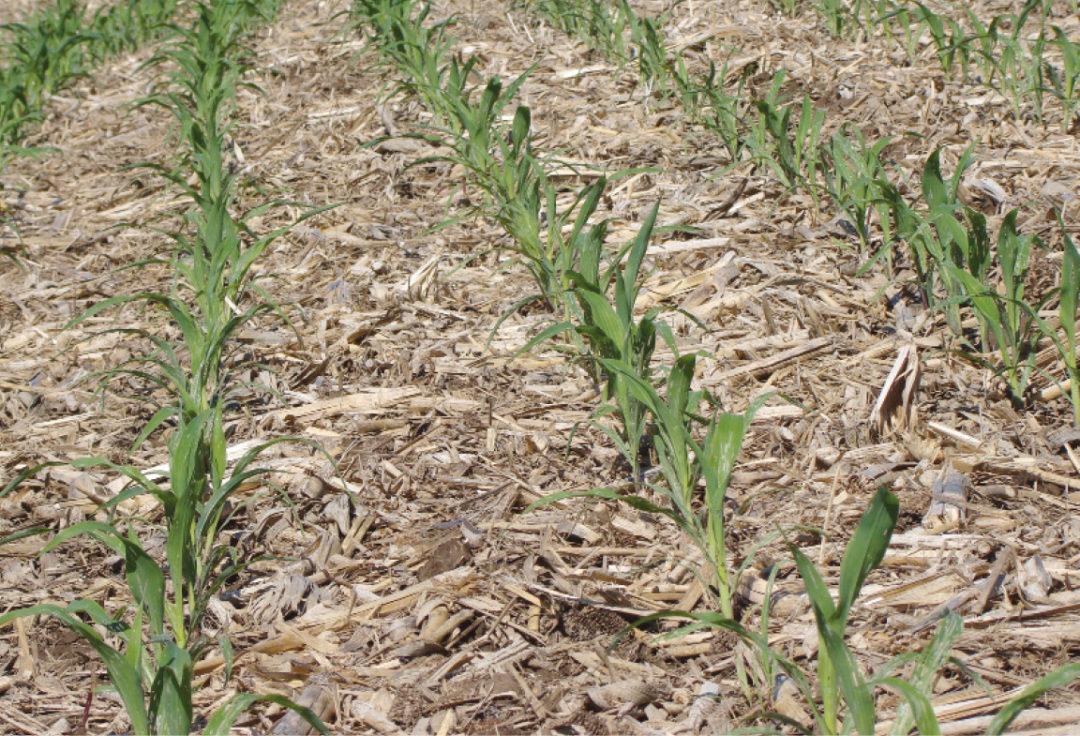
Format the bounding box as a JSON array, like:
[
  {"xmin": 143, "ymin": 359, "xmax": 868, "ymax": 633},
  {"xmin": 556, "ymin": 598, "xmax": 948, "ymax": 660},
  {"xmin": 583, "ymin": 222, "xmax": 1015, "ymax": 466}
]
[{"xmin": 1, "ymin": 0, "xmax": 1080, "ymax": 733}]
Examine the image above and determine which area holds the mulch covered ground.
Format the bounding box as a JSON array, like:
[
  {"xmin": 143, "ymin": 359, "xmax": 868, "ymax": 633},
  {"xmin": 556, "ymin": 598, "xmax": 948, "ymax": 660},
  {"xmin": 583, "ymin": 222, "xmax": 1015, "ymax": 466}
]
[{"xmin": 2, "ymin": 0, "xmax": 1080, "ymax": 733}]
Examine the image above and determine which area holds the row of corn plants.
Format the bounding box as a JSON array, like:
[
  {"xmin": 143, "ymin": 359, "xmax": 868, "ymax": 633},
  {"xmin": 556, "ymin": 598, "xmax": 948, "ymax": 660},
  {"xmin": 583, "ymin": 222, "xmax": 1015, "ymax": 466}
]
[
  {"xmin": 511, "ymin": 1, "xmax": 1080, "ymax": 731},
  {"xmin": 0, "ymin": 0, "xmax": 191, "ymax": 266},
  {"xmin": 0, "ymin": 0, "xmax": 189, "ymax": 154},
  {"xmin": 351, "ymin": 1, "xmax": 954, "ymax": 731},
  {"xmin": 0, "ymin": 2, "xmax": 330, "ymax": 733},
  {"xmin": 814, "ymin": 131, "xmax": 1080, "ymax": 424},
  {"xmin": 519, "ymin": 0, "xmax": 829, "ymax": 197},
  {"xmin": 786, "ymin": 0, "xmax": 1079, "ymax": 131},
  {"xmin": 514, "ymin": 0, "xmax": 674, "ymax": 99},
  {"xmin": 516, "ymin": 0, "xmax": 1080, "ymax": 423},
  {"xmin": 354, "ymin": 0, "xmax": 1080, "ymax": 728},
  {"xmin": 351, "ymin": 0, "xmax": 775, "ymax": 628},
  {"xmin": 348, "ymin": 0, "xmax": 635, "ymax": 329}
]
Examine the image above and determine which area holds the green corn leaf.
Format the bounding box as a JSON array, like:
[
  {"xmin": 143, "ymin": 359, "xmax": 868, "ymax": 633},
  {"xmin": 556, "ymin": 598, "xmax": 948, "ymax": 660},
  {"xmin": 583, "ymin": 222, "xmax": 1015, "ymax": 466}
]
[
  {"xmin": 132, "ymin": 404, "xmax": 179, "ymax": 453},
  {"xmin": 0, "ymin": 605, "xmax": 149, "ymax": 735},
  {"xmin": 792, "ymin": 544, "xmax": 874, "ymax": 734},
  {"xmin": 666, "ymin": 353, "xmax": 695, "ymax": 416},
  {"xmin": 148, "ymin": 642, "xmax": 193, "ymax": 736},
  {"xmin": 921, "ymin": 148, "xmax": 948, "ymax": 210},
  {"xmin": 887, "ymin": 611, "xmax": 963, "ymax": 736},
  {"xmin": 124, "ymin": 526, "xmax": 166, "ymax": 637},
  {"xmin": 836, "ymin": 486, "xmax": 898, "ymax": 623},
  {"xmin": 1, "ymin": 461, "xmax": 64, "ymax": 500},
  {"xmin": 205, "ymin": 693, "xmax": 329, "ymax": 735},
  {"xmin": 510, "ymin": 105, "xmax": 530, "ymax": 150},
  {"xmin": 1060, "ymin": 222, "xmax": 1080, "ymax": 359},
  {"xmin": 878, "ymin": 677, "xmax": 939, "ymax": 735},
  {"xmin": 576, "ymin": 288, "xmax": 629, "ymax": 348},
  {"xmin": 988, "ymin": 663, "xmax": 1080, "ymax": 735}
]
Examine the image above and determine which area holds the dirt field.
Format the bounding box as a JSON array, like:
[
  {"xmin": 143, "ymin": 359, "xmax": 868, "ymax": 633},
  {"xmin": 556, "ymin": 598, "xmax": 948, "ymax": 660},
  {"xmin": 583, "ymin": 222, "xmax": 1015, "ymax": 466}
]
[{"xmin": 2, "ymin": 0, "xmax": 1080, "ymax": 733}]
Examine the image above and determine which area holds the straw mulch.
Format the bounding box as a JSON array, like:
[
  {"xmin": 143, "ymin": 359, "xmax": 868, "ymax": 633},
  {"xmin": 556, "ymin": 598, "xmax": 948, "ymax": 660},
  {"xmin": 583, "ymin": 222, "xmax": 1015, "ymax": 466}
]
[{"xmin": 2, "ymin": 0, "xmax": 1080, "ymax": 733}]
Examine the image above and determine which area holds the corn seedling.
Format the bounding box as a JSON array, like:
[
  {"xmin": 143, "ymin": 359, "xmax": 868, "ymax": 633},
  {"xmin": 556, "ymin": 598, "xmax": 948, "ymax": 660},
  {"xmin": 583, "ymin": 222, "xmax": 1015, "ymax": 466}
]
[
  {"xmin": 745, "ymin": 73, "xmax": 826, "ymax": 198},
  {"xmin": 912, "ymin": 2, "xmax": 970, "ymax": 80},
  {"xmin": 348, "ymin": 0, "xmax": 462, "ymax": 129},
  {"xmin": 813, "ymin": 0, "xmax": 850, "ymax": 38},
  {"xmin": 792, "ymin": 485, "xmax": 1080, "ymax": 734},
  {"xmin": 905, "ymin": 150, "xmax": 1052, "ymax": 404},
  {"xmin": 678, "ymin": 58, "xmax": 752, "ymax": 168},
  {"xmin": 618, "ymin": 0, "xmax": 671, "ymax": 97},
  {"xmin": 529, "ymin": 353, "xmax": 768, "ymax": 620},
  {"xmin": 1050, "ymin": 219, "xmax": 1080, "ymax": 424},
  {"xmin": 984, "ymin": 0, "xmax": 1050, "ymax": 122},
  {"xmin": 492, "ymin": 152, "xmax": 620, "ymax": 323},
  {"xmin": 621, "ymin": 486, "xmax": 1080, "ymax": 733},
  {"xmin": 961, "ymin": 9, "xmax": 1009, "ymax": 87},
  {"xmin": 0, "ymin": 3, "xmax": 329, "ymax": 732},
  {"xmin": 869, "ymin": 0, "xmax": 1080, "ymax": 128},
  {"xmin": 520, "ymin": 0, "xmax": 672, "ymax": 98},
  {"xmin": 821, "ymin": 126, "xmax": 894, "ymax": 254},
  {"xmin": 872, "ymin": 147, "xmax": 974, "ymax": 332},
  {"xmin": 523, "ymin": 201, "xmax": 767, "ymax": 618},
  {"xmin": 885, "ymin": 149, "xmax": 1054, "ymax": 406},
  {"xmin": 0, "ymin": 439, "xmax": 328, "ymax": 735},
  {"xmin": 1042, "ymin": 25, "xmax": 1080, "ymax": 132},
  {"xmin": 517, "ymin": 0, "xmax": 630, "ymax": 64},
  {"xmin": 520, "ymin": 200, "xmax": 667, "ymax": 474},
  {"xmin": 792, "ymin": 486, "xmax": 943, "ymax": 734},
  {"xmin": 944, "ymin": 211, "xmax": 1046, "ymax": 405},
  {"xmin": 768, "ymin": 0, "xmax": 801, "ymax": 15}
]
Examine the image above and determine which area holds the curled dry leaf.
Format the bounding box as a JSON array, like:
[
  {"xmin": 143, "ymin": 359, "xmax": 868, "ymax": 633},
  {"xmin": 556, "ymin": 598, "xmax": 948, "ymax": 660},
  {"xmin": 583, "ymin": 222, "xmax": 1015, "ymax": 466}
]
[
  {"xmin": 959, "ymin": 176, "xmax": 1008, "ymax": 213},
  {"xmin": 870, "ymin": 344, "xmax": 920, "ymax": 436},
  {"xmin": 585, "ymin": 678, "xmax": 666, "ymax": 711}
]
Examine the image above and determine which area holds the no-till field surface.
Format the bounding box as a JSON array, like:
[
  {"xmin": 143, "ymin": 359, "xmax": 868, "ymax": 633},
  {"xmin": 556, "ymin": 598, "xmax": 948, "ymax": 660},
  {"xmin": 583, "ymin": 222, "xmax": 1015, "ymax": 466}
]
[{"xmin": 2, "ymin": 0, "xmax": 1080, "ymax": 733}]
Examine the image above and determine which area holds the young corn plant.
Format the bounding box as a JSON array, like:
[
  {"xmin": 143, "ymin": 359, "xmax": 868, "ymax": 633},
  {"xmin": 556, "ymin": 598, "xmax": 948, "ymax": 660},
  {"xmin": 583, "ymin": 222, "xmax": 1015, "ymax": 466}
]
[
  {"xmin": 795, "ymin": 486, "xmax": 1080, "ymax": 735},
  {"xmin": 0, "ymin": 0, "xmax": 87, "ymax": 158},
  {"xmin": 628, "ymin": 489, "xmax": 937, "ymax": 735},
  {"xmin": 912, "ymin": 2, "xmax": 971, "ymax": 80},
  {"xmin": 521, "ymin": 200, "xmax": 667, "ymax": 477},
  {"xmin": 354, "ymin": 0, "xmax": 630, "ymax": 327},
  {"xmin": 1042, "ymin": 25, "xmax": 1080, "ymax": 132},
  {"xmin": 517, "ymin": 0, "xmax": 630, "ymax": 63},
  {"xmin": 483, "ymin": 135, "xmax": 617, "ymax": 323},
  {"xmin": 628, "ymin": 487, "xmax": 1080, "ymax": 733},
  {"xmin": 792, "ymin": 487, "xmax": 946, "ymax": 735},
  {"xmin": 812, "ymin": 0, "xmax": 851, "ymax": 38},
  {"xmin": 876, "ymin": 147, "xmax": 976, "ymax": 332},
  {"xmin": 677, "ymin": 57, "xmax": 752, "ymax": 168},
  {"xmin": 1, "ymin": 3, "xmax": 328, "ymax": 733},
  {"xmin": 524, "ymin": 202, "xmax": 766, "ymax": 619},
  {"xmin": 1050, "ymin": 219, "xmax": 1080, "ymax": 424},
  {"xmin": 994, "ymin": 0, "xmax": 1051, "ymax": 122},
  {"xmin": 745, "ymin": 73, "xmax": 826, "ymax": 198},
  {"xmin": 0, "ymin": 436, "xmax": 327, "ymax": 736},
  {"xmin": 820, "ymin": 126, "xmax": 894, "ymax": 254},
  {"xmin": 348, "ymin": 0, "xmax": 461, "ymax": 129},
  {"xmin": 944, "ymin": 211, "xmax": 1047, "ymax": 406},
  {"xmin": 618, "ymin": 0, "xmax": 671, "ymax": 98}
]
